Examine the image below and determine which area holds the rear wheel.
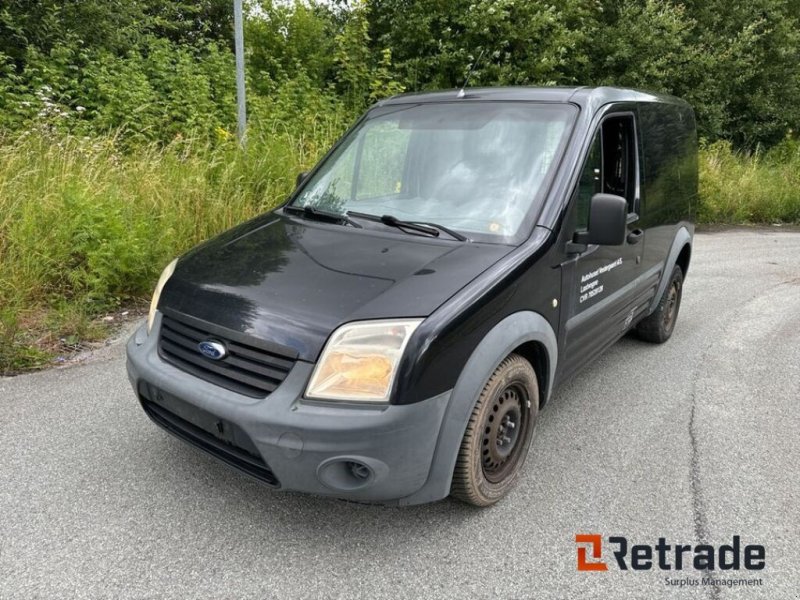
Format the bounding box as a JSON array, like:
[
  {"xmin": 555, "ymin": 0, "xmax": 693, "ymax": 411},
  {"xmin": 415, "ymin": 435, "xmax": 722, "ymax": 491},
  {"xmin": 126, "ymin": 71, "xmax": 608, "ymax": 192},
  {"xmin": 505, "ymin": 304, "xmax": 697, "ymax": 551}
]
[
  {"xmin": 451, "ymin": 354, "xmax": 539, "ymax": 507},
  {"xmin": 636, "ymin": 264, "xmax": 684, "ymax": 343}
]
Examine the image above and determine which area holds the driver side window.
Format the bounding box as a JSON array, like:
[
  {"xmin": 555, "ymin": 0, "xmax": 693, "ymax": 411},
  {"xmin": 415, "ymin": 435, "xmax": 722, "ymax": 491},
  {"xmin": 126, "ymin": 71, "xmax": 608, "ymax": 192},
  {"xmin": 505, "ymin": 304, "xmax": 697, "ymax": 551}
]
[{"xmin": 574, "ymin": 114, "xmax": 639, "ymax": 230}]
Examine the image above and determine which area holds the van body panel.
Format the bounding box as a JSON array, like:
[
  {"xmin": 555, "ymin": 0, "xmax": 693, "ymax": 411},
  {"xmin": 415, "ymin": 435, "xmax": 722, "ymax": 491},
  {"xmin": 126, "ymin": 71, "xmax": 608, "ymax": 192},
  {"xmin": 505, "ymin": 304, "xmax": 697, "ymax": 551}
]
[{"xmin": 394, "ymin": 226, "xmax": 559, "ymax": 404}]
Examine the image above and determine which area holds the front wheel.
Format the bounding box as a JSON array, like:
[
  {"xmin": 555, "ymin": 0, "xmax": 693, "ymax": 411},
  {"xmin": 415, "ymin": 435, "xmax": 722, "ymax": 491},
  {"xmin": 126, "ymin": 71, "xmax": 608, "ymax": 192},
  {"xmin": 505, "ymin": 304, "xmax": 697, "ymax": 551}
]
[{"xmin": 450, "ymin": 354, "xmax": 539, "ymax": 507}]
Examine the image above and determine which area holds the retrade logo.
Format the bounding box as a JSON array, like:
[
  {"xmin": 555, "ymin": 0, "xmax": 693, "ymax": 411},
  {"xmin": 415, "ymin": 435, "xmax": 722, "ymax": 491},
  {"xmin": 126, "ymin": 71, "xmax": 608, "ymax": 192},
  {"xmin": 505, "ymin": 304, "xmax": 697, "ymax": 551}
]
[
  {"xmin": 575, "ymin": 535, "xmax": 765, "ymax": 572},
  {"xmin": 576, "ymin": 534, "xmax": 608, "ymax": 571}
]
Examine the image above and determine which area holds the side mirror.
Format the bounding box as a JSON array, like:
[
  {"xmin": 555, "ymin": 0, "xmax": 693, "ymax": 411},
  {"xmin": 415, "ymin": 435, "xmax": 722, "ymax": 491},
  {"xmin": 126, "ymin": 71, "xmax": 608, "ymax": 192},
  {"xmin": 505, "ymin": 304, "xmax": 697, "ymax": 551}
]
[
  {"xmin": 570, "ymin": 193, "xmax": 628, "ymax": 251},
  {"xmin": 295, "ymin": 171, "xmax": 309, "ymax": 189}
]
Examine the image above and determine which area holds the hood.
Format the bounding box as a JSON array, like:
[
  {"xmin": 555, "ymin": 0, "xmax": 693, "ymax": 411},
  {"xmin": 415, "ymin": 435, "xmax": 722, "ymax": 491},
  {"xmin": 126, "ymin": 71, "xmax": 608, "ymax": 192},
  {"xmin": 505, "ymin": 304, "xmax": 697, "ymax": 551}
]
[{"xmin": 159, "ymin": 213, "xmax": 512, "ymax": 361}]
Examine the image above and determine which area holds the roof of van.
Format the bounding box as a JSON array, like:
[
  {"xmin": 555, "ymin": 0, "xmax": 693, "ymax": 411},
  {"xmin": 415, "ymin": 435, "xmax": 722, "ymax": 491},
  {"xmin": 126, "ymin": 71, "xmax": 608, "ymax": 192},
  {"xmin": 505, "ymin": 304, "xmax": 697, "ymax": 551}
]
[{"xmin": 378, "ymin": 86, "xmax": 690, "ymax": 109}]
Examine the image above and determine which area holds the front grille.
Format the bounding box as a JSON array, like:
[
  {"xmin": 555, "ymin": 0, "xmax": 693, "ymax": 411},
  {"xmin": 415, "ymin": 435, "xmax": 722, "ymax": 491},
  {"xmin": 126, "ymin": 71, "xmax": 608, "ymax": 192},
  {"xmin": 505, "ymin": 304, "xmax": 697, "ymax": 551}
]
[
  {"xmin": 158, "ymin": 309, "xmax": 298, "ymax": 398},
  {"xmin": 141, "ymin": 397, "xmax": 280, "ymax": 487}
]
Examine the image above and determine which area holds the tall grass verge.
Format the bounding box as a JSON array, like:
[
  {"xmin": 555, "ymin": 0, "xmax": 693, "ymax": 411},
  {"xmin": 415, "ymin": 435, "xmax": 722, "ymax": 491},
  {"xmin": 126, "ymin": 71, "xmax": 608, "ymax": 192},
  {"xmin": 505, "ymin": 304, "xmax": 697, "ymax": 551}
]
[
  {"xmin": 0, "ymin": 118, "xmax": 346, "ymax": 373},
  {"xmin": 699, "ymin": 139, "xmax": 800, "ymax": 224}
]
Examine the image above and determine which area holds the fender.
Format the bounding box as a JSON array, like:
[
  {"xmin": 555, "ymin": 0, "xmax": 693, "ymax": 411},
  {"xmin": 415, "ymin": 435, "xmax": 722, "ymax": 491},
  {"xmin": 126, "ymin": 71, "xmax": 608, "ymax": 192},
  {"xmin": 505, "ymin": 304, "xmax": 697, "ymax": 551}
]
[
  {"xmin": 649, "ymin": 226, "xmax": 692, "ymax": 313},
  {"xmin": 400, "ymin": 311, "xmax": 557, "ymax": 505}
]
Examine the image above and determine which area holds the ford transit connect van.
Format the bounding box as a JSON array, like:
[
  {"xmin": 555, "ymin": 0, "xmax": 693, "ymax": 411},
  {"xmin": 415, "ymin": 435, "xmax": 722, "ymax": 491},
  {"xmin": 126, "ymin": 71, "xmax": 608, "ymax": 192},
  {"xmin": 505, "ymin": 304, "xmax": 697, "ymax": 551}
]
[{"xmin": 126, "ymin": 87, "xmax": 696, "ymax": 506}]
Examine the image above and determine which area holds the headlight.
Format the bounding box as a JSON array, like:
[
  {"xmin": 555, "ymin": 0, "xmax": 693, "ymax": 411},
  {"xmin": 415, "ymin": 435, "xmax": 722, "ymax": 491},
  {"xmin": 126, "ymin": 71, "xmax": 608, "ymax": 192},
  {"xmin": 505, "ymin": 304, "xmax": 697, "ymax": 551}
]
[
  {"xmin": 306, "ymin": 319, "xmax": 422, "ymax": 403},
  {"xmin": 147, "ymin": 258, "xmax": 178, "ymax": 333}
]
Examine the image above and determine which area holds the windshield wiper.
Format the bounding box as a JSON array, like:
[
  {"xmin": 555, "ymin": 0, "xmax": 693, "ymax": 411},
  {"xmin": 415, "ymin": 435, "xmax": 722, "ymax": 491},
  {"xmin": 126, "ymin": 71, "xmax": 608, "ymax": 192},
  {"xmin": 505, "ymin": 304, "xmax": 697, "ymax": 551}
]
[
  {"xmin": 347, "ymin": 211, "xmax": 469, "ymax": 241},
  {"xmin": 283, "ymin": 204, "xmax": 362, "ymax": 228}
]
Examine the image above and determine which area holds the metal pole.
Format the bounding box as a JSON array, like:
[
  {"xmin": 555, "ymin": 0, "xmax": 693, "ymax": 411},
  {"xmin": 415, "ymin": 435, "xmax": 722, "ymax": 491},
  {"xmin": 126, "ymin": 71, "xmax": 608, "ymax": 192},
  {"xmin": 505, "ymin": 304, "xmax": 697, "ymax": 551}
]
[{"xmin": 233, "ymin": 0, "xmax": 247, "ymax": 147}]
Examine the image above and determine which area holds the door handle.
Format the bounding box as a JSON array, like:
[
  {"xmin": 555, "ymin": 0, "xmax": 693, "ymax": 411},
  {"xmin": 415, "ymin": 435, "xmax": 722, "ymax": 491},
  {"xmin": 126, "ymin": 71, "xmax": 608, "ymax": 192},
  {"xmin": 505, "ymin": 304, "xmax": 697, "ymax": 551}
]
[{"xmin": 627, "ymin": 228, "xmax": 643, "ymax": 245}]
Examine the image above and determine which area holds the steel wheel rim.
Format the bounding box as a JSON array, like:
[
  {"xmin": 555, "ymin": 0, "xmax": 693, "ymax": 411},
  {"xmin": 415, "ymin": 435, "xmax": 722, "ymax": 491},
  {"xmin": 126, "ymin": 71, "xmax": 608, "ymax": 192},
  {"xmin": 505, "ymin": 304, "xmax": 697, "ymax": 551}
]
[{"xmin": 480, "ymin": 383, "xmax": 530, "ymax": 483}]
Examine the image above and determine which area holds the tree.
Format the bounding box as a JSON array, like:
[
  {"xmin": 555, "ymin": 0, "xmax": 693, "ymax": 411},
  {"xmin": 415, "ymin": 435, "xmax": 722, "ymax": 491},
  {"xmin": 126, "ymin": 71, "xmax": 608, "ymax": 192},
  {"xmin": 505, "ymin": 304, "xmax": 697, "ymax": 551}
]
[{"xmin": 365, "ymin": 0, "xmax": 800, "ymax": 147}]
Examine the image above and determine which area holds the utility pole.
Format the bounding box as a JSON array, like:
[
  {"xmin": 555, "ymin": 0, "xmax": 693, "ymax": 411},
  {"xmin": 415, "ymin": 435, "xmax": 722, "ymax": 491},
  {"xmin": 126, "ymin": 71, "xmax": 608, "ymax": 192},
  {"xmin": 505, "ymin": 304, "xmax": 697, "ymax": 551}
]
[{"xmin": 233, "ymin": 0, "xmax": 247, "ymax": 147}]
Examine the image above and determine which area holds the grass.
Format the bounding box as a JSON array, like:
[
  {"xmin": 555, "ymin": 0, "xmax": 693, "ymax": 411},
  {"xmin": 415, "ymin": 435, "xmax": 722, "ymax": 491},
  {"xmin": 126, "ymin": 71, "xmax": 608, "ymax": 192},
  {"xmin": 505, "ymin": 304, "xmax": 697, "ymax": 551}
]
[
  {"xmin": 0, "ymin": 120, "xmax": 345, "ymax": 374},
  {"xmin": 1, "ymin": 131, "xmax": 798, "ymax": 374},
  {"xmin": 698, "ymin": 139, "xmax": 800, "ymax": 224}
]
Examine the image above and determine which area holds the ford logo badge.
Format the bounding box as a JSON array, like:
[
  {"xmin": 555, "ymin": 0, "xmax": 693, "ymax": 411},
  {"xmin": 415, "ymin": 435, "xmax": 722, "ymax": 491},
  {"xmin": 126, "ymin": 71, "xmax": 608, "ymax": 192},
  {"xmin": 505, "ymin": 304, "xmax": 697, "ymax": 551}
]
[{"xmin": 198, "ymin": 340, "xmax": 227, "ymax": 360}]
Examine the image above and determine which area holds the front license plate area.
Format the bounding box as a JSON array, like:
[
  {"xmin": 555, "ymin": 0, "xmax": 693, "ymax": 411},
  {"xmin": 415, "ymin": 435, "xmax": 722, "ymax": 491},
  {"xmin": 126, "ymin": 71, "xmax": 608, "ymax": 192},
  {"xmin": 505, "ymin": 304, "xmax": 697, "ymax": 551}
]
[{"xmin": 145, "ymin": 384, "xmax": 260, "ymax": 456}]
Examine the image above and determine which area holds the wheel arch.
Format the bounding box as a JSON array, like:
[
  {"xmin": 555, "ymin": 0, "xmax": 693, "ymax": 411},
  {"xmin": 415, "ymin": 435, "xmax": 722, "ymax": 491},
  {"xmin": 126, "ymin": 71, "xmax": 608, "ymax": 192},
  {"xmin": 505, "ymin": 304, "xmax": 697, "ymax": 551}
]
[
  {"xmin": 399, "ymin": 310, "xmax": 557, "ymax": 505},
  {"xmin": 676, "ymin": 242, "xmax": 692, "ymax": 277},
  {"xmin": 512, "ymin": 340, "xmax": 550, "ymax": 409},
  {"xmin": 649, "ymin": 226, "xmax": 693, "ymax": 313}
]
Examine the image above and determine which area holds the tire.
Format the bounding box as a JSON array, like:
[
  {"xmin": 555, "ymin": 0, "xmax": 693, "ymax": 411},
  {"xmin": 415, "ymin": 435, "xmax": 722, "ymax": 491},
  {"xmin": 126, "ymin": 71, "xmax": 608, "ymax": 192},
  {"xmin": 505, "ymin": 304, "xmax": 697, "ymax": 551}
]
[
  {"xmin": 450, "ymin": 354, "xmax": 539, "ymax": 507},
  {"xmin": 636, "ymin": 264, "xmax": 684, "ymax": 343}
]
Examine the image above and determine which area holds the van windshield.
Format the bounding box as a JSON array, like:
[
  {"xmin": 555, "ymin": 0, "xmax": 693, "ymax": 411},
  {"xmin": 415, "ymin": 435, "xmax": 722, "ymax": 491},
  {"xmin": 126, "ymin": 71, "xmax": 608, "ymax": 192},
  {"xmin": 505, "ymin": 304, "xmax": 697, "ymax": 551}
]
[{"xmin": 290, "ymin": 102, "xmax": 577, "ymax": 242}]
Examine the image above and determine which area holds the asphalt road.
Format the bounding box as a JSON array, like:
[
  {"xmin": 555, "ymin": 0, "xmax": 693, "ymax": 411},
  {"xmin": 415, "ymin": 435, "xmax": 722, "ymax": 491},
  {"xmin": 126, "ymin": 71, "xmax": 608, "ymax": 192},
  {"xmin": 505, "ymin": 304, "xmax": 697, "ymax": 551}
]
[{"xmin": 2, "ymin": 229, "xmax": 799, "ymax": 600}]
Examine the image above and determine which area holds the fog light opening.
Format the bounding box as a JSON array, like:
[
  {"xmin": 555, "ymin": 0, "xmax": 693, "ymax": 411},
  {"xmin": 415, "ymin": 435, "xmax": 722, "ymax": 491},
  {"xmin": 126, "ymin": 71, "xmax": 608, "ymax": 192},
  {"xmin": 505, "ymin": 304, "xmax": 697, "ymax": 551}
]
[
  {"xmin": 317, "ymin": 457, "xmax": 383, "ymax": 491},
  {"xmin": 347, "ymin": 460, "xmax": 371, "ymax": 481}
]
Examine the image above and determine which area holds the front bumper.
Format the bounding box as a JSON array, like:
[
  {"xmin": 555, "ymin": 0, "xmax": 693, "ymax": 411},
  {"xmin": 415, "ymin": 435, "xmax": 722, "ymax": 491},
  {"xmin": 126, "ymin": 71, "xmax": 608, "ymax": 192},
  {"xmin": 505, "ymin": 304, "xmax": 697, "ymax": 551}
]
[{"xmin": 126, "ymin": 314, "xmax": 451, "ymax": 504}]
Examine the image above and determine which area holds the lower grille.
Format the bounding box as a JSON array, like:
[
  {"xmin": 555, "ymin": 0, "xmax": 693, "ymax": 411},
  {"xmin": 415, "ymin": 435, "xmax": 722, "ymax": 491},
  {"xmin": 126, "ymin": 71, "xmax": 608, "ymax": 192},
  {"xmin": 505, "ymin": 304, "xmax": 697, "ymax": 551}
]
[
  {"xmin": 141, "ymin": 396, "xmax": 280, "ymax": 488},
  {"xmin": 158, "ymin": 309, "xmax": 297, "ymax": 399}
]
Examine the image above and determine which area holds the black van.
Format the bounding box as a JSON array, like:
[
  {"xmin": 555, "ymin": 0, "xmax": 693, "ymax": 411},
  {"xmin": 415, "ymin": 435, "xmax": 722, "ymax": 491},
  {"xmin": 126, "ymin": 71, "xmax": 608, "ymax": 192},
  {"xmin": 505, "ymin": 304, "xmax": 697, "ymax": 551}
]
[{"xmin": 127, "ymin": 87, "xmax": 696, "ymax": 506}]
